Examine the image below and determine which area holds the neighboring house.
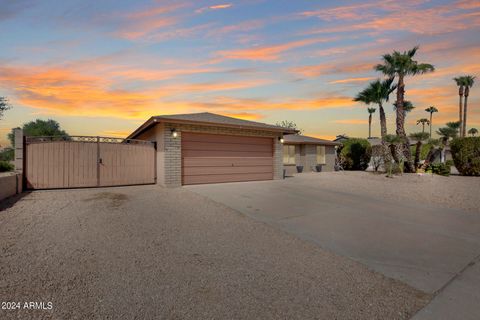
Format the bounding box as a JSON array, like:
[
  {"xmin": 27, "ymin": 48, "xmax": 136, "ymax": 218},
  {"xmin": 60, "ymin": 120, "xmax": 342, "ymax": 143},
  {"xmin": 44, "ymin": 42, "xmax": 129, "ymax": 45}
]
[
  {"xmin": 283, "ymin": 135, "xmax": 340, "ymax": 175},
  {"xmin": 128, "ymin": 112, "xmax": 296, "ymax": 187}
]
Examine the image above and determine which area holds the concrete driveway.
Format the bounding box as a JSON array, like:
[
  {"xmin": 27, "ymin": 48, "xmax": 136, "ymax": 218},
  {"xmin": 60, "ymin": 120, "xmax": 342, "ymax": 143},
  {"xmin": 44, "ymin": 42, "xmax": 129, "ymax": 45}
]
[{"xmin": 188, "ymin": 173, "xmax": 480, "ymax": 319}]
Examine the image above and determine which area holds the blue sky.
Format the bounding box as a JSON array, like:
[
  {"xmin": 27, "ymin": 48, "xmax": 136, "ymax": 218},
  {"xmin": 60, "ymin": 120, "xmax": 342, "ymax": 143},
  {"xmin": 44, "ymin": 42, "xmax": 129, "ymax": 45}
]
[{"xmin": 1, "ymin": 0, "xmax": 479, "ymax": 145}]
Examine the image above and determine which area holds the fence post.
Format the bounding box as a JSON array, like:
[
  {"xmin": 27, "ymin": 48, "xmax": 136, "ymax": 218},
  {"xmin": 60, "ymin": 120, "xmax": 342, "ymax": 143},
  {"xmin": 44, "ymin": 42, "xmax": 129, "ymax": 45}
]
[
  {"xmin": 13, "ymin": 128, "xmax": 23, "ymax": 173},
  {"xmin": 13, "ymin": 128, "xmax": 24, "ymax": 192}
]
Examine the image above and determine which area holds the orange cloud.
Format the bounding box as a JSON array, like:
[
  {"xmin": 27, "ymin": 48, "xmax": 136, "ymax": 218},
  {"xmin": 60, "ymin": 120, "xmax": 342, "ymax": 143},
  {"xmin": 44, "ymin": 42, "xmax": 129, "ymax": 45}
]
[
  {"xmin": 0, "ymin": 65, "xmax": 273, "ymax": 120},
  {"xmin": 330, "ymin": 77, "xmax": 375, "ymax": 84},
  {"xmin": 304, "ymin": 1, "xmax": 480, "ymax": 36},
  {"xmin": 333, "ymin": 119, "xmax": 368, "ymax": 125},
  {"xmin": 290, "ymin": 62, "xmax": 373, "ymax": 78},
  {"xmin": 219, "ymin": 112, "xmax": 264, "ymax": 121},
  {"xmin": 217, "ymin": 38, "xmax": 330, "ymax": 61},
  {"xmin": 210, "ymin": 4, "xmax": 232, "ymax": 10}
]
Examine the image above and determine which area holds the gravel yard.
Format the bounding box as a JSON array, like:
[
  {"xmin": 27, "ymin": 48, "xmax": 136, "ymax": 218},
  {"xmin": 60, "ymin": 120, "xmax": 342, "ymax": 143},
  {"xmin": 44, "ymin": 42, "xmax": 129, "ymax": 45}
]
[
  {"xmin": 318, "ymin": 171, "xmax": 480, "ymax": 213},
  {"xmin": 1, "ymin": 185, "xmax": 428, "ymax": 319}
]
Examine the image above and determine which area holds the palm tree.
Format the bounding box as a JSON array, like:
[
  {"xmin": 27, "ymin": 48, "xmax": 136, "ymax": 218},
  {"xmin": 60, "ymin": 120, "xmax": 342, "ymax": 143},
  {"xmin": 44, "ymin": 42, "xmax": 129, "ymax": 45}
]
[
  {"xmin": 462, "ymin": 75, "xmax": 475, "ymax": 137},
  {"xmin": 437, "ymin": 121, "xmax": 461, "ymax": 141},
  {"xmin": 393, "ymin": 100, "xmax": 415, "ymax": 118},
  {"xmin": 367, "ymin": 107, "xmax": 376, "ymax": 138},
  {"xmin": 453, "ymin": 77, "xmax": 465, "ymax": 135},
  {"xmin": 353, "ymin": 77, "xmax": 397, "ymax": 139},
  {"xmin": 417, "ymin": 118, "xmax": 430, "ymax": 134},
  {"xmin": 425, "ymin": 106, "xmax": 438, "ymax": 138},
  {"xmin": 409, "ymin": 132, "xmax": 430, "ymax": 171},
  {"xmin": 375, "ymin": 46, "xmax": 434, "ymax": 172},
  {"xmin": 468, "ymin": 128, "xmax": 478, "ymax": 136}
]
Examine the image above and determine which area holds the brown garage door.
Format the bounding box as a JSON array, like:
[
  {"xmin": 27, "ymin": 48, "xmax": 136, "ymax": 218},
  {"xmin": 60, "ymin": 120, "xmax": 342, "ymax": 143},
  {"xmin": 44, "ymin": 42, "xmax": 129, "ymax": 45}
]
[{"xmin": 182, "ymin": 132, "xmax": 273, "ymax": 185}]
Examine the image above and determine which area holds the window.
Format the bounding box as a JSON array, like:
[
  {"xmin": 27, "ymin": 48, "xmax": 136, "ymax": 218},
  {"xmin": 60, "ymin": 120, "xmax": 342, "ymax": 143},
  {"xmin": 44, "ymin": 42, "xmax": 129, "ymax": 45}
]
[
  {"xmin": 283, "ymin": 145, "xmax": 296, "ymax": 164},
  {"xmin": 316, "ymin": 146, "xmax": 326, "ymax": 164}
]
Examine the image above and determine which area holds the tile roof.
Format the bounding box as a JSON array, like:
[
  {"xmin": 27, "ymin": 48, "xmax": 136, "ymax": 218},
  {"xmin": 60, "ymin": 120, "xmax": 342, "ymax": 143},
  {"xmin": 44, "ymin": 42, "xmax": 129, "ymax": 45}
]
[{"xmin": 127, "ymin": 112, "xmax": 296, "ymax": 139}]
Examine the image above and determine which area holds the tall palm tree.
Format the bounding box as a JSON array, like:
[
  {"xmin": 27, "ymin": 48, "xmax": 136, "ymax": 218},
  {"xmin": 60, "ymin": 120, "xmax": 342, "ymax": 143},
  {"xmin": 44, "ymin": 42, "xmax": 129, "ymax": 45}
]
[
  {"xmin": 468, "ymin": 128, "xmax": 478, "ymax": 137},
  {"xmin": 367, "ymin": 107, "xmax": 376, "ymax": 138},
  {"xmin": 453, "ymin": 77, "xmax": 465, "ymax": 135},
  {"xmin": 353, "ymin": 77, "xmax": 396, "ymax": 139},
  {"xmin": 462, "ymin": 75, "xmax": 475, "ymax": 137},
  {"xmin": 425, "ymin": 106, "xmax": 438, "ymax": 138},
  {"xmin": 416, "ymin": 118, "xmax": 430, "ymax": 134},
  {"xmin": 375, "ymin": 46, "xmax": 434, "ymax": 172}
]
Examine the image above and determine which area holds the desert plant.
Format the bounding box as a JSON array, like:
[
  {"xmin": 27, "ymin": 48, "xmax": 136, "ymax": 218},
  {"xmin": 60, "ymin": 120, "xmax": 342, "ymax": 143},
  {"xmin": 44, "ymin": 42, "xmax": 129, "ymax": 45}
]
[
  {"xmin": 426, "ymin": 163, "xmax": 450, "ymax": 176},
  {"xmin": 416, "ymin": 118, "xmax": 430, "ymax": 134},
  {"xmin": 375, "ymin": 46, "xmax": 434, "ymax": 172},
  {"xmin": 353, "ymin": 78, "xmax": 396, "ymax": 139},
  {"xmin": 425, "ymin": 106, "xmax": 438, "ymax": 138},
  {"xmin": 410, "ymin": 132, "xmax": 430, "ymax": 170},
  {"xmin": 437, "ymin": 121, "xmax": 461, "ymax": 142},
  {"xmin": 461, "ymin": 75, "xmax": 475, "ymax": 137},
  {"xmin": 468, "ymin": 128, "xmax": 478, "ymax": 137},
  {"xmin": 339, "ymin": 138, "xmax": 372, "ymax": 170},
  {"xmin": 450, "ymin": 137, "xmax": 480, "ymax": 176},
  {"xmin": 0, "ymin": 160, "xmax": 14, "ymax": 172}
]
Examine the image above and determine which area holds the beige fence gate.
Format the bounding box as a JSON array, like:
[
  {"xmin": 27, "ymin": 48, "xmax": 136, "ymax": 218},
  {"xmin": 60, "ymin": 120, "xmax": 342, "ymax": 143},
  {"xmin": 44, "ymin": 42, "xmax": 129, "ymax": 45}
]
[{"xmin": 25, "ymin": 136, "xmax": 156, "ymax": 189}]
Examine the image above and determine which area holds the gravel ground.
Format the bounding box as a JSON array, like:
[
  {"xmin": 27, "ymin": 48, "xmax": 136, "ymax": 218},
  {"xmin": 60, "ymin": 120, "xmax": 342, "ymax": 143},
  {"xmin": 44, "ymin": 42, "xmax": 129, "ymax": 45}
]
[
  {"xmin": 315, "ymin": 171, "xmax": 480, "ymax": 213},
  {"xmin": 1, "ymin": 185, "xmax": 429, "ymax": 319}
]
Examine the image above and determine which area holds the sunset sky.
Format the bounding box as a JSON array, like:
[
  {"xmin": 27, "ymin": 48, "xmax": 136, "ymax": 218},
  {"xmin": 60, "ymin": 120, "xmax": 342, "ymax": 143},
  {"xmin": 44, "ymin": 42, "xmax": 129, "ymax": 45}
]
[{"xmin": 1, "ymin": 0, "xmax": 479, "ymax": 146}]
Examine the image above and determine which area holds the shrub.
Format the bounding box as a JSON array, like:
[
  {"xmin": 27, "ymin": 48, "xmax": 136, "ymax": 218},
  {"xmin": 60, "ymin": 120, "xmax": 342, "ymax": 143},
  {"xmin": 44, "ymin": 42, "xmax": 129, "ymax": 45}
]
[
  {"xmin": 0, "ymin": 148, "xmax": 14, "ymax": 161},
  {"xmin": 426, "ymin": 163, "xmax": 450, "ymax": 176},
  {"xmin": 339, "ymin": 138, "xmax": 372, "ymax": 170},
  {"xmin": 450, "ymin": 137, "xmax": 480, "ymax": 176},
  {"xmin": 0, "ymin": 160, "xmax": 14, "ymax": 172}
]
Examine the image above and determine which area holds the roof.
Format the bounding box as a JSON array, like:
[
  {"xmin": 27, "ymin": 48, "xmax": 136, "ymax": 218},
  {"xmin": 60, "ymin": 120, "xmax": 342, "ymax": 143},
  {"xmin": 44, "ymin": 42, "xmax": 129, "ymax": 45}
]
[
  {"xmin": 127, "ymin": 112, "xmax": 297, "ymax": 139},
  {"xmin": 283, "ymin": 134, "xmax": 341, "ymax": 146}
]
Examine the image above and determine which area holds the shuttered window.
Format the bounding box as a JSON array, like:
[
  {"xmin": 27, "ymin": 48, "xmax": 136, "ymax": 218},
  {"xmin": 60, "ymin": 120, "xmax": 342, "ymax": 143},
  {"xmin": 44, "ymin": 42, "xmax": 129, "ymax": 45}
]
[
  {"xmin": 317, "ymin": 146, "xmax": 326, "ymax": 164},
  {"xmin": 283, "ymin": 145, "xmax": 296, "ymax": 164}
]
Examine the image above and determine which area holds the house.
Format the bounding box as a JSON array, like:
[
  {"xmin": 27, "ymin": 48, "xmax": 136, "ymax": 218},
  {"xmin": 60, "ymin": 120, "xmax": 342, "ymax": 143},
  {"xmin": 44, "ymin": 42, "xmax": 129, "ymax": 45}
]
[
  {"xmin": 127, "ymin": 112, "xmax": 296, "ymax": 187},
  {"xmin": 283, "ymin": 135, "xmax": 340, "ymax": 175}
]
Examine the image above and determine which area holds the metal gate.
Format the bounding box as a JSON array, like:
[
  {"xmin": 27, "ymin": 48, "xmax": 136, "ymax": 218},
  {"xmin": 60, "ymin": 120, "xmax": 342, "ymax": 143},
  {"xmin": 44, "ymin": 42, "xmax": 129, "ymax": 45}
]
[{"xmin": 25, "ymin": 136, "xmax": 156, "ymax": 189}]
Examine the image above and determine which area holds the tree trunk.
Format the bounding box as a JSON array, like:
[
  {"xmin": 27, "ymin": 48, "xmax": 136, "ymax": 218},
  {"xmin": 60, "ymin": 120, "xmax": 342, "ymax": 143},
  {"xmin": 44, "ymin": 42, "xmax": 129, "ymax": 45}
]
[
  {"xmin": 379, "ymin": 104, "xmax": 387, "ymax": 139},
  {"xmin": 414, "ymin": 141, "xmax": 422, "ymax": 171},
  {"xmin": 422, "ymin": 123, "xmax": 425, "ymax": 134},
  {"xmin": 429, "ymin": 113, "xmax": 433, "ymax": 138},
  {"xmin": 463, "ymin": 88, "xmax": 469, "ymax": 137},
  {"xmin": 368, "ymin": 114, "xmax": 372, "ymax": 138},
  {"xmin": 395, "ymin": 75, "xmax": 414, "ymax": 172},
  {"xmin": 396, "ymin": 75, "xmax": 406, "ymax": 136},
  {"xmin": 458, "ymin": 88, "xmax": 463, "ymax": 137}
]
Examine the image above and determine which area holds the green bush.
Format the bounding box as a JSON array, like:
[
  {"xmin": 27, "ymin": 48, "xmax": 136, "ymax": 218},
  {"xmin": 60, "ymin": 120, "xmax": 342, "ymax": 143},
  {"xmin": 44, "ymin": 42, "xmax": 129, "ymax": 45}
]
[
  {"xmin": 450, "ymin": 137, "xmax": 480, "ymax": 176},
  {"xmin": 339, "ymin": 138, "xmax": 372, "ymax": 170},
  {"xmin": 426, "ymin": 163, "xmax": 450, "ymax": 176},
  {"xmin": 0, "ymin": 148, "xmax": 14, "ymax": 161},
  {"xmin": 0, "ymin": 160, "xmax": 14, "ymax": 172}
]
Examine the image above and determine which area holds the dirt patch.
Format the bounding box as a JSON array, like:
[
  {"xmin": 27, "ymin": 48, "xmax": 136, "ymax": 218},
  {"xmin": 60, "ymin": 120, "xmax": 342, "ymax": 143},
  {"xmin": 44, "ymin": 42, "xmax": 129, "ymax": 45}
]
[{"xmin": 84, "ymin": 192, "xmax": 129, "ymax": 207}]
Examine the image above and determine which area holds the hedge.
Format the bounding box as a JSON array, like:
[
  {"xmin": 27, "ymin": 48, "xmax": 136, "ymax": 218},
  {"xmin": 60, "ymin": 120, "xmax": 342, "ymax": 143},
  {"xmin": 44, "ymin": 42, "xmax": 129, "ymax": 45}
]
[
  {"xmin": 339, "ymin": 138, "xmax": 372, "ymax": 170},
  {"xmin": 450, "ymin": 137, "xmax": 480, "ymax": 176}
]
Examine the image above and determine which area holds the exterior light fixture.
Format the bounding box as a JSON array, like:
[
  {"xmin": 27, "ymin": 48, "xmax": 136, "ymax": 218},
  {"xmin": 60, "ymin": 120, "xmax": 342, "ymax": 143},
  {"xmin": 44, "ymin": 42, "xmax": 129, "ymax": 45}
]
[
  {"xmin": 279, "ymin": 136, "xmax": 284, "ymax": 144},
  {"xmin": 171, "ymin": 128, "xmax": 178, "ymax": 138}
]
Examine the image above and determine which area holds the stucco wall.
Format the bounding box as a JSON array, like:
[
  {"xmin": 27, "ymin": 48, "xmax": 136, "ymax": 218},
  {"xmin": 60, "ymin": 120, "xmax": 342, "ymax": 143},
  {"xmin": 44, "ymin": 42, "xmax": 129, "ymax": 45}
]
[
  {"xmin": 0, "ymin": 173, "xmax": 22, "ymax": 202},
  {"xmin": 138, "ymin": 123, "xmax": 283, "ymax": 187},
  {"xmin": 283, "ymin": 144, "xmax": 337, "ymax": 174}
]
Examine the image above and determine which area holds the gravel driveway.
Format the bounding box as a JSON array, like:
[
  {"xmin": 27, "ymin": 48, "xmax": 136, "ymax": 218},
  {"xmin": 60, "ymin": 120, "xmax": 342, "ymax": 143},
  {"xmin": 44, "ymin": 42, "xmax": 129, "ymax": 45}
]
[{"xmin": 1, "ymin": 185, "xmax": 428, "ymax": 319}]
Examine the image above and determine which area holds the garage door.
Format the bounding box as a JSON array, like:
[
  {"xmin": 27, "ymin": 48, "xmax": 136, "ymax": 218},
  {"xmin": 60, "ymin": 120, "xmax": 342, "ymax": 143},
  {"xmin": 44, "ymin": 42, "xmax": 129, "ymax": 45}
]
[{"xmin": 182, "ymin": 132, "xmax": 273, "ymax": 185}]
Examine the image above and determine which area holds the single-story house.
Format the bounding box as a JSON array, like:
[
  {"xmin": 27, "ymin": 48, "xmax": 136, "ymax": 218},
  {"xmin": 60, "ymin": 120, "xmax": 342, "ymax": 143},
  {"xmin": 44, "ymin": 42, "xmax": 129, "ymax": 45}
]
[
  {"xmin": 283, "ymin": 135, "xmax": 340, "ymax": 175},
  {"xmin": 127, "ymin": 112, "xmax": 296, "ymax": 187}
]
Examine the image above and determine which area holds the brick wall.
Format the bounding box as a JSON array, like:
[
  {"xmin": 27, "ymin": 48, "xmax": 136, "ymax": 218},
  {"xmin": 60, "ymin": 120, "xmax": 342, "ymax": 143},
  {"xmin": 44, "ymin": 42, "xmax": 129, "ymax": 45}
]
[{"xmin": 161, "ymin": 123, "xmax": 283, "ymax": 187}]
